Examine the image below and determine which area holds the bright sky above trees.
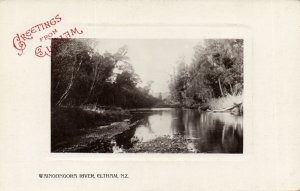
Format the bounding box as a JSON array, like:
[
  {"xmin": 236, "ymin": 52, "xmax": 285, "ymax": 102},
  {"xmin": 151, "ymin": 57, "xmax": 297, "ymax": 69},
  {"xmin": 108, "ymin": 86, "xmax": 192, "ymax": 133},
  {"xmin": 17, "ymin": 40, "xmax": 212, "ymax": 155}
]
[{"xmin": 95, "ymin": 39, "xmax": 201, "ymax": 94}]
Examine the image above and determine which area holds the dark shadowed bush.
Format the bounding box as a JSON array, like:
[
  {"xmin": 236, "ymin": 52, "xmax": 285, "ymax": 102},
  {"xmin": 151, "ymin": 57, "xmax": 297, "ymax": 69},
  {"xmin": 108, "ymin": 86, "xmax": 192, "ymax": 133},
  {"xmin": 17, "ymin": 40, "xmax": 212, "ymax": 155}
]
[{"xmin": 51, "ymin": 107, "xmax": 131, "ymax": 149}]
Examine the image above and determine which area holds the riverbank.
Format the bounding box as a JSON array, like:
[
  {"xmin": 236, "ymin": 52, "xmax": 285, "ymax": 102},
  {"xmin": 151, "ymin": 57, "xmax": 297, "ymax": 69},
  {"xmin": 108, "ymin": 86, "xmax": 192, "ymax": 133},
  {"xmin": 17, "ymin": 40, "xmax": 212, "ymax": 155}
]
[
  {"xmin": 53, "ymin": 120, "xmax": 144, "ymax": 153},
  {"xmin": 126, "ymin": 135, "xmax": 194, "ymax": 153},
  {"xmin": 51, "ymin": 106, "xmax": 132, "ymax": 151},
  {"xmin": 207, "ymin": 94, "xmax": 243, "ymax": 115},
  {"xmin": 208, "ymin": 94, "xmax": 242, "ymax": 110}
]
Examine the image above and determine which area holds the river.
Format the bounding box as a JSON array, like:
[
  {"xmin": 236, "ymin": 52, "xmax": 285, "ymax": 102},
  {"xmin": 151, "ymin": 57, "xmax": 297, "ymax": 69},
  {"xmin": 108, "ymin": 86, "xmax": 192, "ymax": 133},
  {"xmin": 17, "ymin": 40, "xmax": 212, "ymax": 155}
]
[{"xmin": 114, "ymin": 108, "xmax": 243, "ymax": 153}]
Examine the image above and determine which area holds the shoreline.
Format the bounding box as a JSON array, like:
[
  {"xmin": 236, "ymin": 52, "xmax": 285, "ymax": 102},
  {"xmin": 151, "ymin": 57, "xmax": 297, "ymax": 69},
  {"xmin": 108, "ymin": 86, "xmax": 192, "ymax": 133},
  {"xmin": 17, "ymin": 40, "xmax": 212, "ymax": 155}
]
[{"xmin": 52, "ymin": 119, "xmax": 144, "ymax": 153}]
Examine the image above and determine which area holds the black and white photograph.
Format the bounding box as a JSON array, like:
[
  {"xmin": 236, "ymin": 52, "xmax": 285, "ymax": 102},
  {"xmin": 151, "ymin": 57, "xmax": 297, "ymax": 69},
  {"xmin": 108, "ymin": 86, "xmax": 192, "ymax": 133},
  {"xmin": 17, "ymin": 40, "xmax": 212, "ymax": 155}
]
[
  {"xmin": 51, "ymin": 39, "xmax": 243, "ymax": 153},
  {"xmin": 3, "ymin": 1, "xmax": 300, "ymax": 191}
]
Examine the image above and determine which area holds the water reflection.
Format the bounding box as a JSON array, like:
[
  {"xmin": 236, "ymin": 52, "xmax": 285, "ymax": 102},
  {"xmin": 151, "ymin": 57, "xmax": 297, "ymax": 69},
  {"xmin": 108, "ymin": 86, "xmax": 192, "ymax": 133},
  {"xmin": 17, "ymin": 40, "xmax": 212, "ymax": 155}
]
[{"xmin": 116, "ymin": 108, "xmax": 243, "ymax": 153}]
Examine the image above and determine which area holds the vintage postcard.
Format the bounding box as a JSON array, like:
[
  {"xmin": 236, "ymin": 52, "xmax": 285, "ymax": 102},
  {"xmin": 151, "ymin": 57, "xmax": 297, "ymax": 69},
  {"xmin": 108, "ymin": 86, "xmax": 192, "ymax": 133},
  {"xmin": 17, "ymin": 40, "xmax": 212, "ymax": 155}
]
[{"xmin": 0, "ymin": 1, "xmax": 300, "ymax": 191}]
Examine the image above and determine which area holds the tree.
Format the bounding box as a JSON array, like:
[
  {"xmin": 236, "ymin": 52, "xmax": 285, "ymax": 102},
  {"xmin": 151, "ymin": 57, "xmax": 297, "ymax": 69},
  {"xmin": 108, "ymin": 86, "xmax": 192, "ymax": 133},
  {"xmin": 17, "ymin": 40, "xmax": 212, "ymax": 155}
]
[
  {"xmin": 51, "ymin": 39, "xmax": 164, "ymax": 109},
  {"xmin": 51, "ymin": 39, "xmax": 92, "ymax": 107},
  {"xmin": 158, "ymin": 92, "xmax": 162, "ymax": 100},
  {"xmin": 169, "ymin": 39, "xmax": 243, "ymax": 105},
  {"xmin": 169, "ymin": 58, "xmax": 189, "ymax": 104},
  {"xmin": 143, "ymin": 81, "xmax": 154, "ymax": 94}
]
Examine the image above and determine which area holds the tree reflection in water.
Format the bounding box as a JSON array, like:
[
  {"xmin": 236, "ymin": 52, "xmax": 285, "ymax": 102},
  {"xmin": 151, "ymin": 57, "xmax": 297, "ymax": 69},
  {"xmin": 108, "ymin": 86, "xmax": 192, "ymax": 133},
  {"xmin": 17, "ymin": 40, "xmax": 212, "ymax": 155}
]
[{"xmin": 116, "ymin": 108, "xmax": 243, "ymax": 153}]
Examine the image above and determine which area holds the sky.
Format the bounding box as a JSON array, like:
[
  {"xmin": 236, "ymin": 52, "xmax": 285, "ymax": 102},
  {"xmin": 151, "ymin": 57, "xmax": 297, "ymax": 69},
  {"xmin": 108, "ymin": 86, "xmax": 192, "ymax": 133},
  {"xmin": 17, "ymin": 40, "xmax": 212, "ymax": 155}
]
[{"xmin": 95, "ymin": 39, "xmax": 202, "ymax": 94}]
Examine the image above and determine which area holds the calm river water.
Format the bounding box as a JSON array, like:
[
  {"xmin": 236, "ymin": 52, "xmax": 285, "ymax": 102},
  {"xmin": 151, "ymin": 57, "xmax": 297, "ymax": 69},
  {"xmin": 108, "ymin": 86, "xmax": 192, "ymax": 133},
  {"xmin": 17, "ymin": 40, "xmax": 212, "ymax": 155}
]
[{"xmin": 115, "ymin": 108, "xmax": 243, "ymax": 153}]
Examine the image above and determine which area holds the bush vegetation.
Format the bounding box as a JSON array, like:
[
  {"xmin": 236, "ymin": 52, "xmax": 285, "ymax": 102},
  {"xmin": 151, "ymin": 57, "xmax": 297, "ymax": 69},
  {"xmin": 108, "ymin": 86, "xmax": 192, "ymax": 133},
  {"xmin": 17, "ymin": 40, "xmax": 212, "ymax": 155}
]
[
  {"xmin": 51, "ymin": 39, "xmax": 161, "ymax": 109},
  {"xmin": 168, "ymin": 39, "xmax": 243, "ymax": 109}
]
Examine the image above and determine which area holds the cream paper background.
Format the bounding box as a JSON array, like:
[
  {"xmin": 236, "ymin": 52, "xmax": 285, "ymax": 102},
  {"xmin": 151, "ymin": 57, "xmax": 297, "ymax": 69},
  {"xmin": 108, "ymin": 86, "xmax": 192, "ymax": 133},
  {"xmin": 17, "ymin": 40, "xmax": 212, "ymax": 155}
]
[{"xmin": 0, "ymin": 0, "xmax": 299, "ymax": 190}]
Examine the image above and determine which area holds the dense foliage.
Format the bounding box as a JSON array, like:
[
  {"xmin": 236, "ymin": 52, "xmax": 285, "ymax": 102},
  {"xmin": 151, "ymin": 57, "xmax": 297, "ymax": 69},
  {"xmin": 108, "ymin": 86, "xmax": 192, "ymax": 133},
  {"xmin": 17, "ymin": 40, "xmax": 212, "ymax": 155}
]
[
  {"xmin": 51, "ymin": 39, "xmax": 160, "ymax": 109},
  {"xmin": 169, "ymin": 39, "xmax": 243, "ymax": 106}
]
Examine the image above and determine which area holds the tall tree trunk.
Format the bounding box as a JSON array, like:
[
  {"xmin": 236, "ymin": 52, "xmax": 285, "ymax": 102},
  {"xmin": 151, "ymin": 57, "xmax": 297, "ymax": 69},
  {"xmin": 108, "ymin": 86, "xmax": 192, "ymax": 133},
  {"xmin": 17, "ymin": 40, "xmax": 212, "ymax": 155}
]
[
  {"xmin": 83, "ymin": 73, "xmax": 97, "ymax": 104},
  {"xmin": 218, "ymin": 77, "xmax": 224, "ymax": 97},
  {"xmin": 229, "ymin": 82, "xmax": 233, "ymax": 95},
  {"xmin": 56, "ymin": 80, "xmax": 73, "ymax": 106},
  {"xmin": 54, "ymin": 80, "xmax": 60, "ymax": 91},
  {"xmin": 56, "ymin": 59, "xmax": 82, "ymax": 106},
  {"xmin": 83, "ymin": 64, "xmax": 102, "ymax": 105}
]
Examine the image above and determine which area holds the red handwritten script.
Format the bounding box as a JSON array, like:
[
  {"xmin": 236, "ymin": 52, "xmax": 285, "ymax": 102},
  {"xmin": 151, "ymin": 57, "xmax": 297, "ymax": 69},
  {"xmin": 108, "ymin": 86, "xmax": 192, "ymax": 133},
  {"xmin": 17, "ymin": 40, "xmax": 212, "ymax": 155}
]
[{"xmin": 12, "ymin": 14, "xmax": 84, "ymax": 57}]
